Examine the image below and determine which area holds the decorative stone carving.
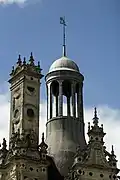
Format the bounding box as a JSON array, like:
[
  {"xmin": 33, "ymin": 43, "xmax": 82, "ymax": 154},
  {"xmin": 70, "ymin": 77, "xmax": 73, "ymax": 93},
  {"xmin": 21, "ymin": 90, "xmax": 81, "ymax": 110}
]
[
  {"xmin": 39, "ymin": 133, "xmax": 48, "ymax": 155},
  {"xmin": 67, "ymin": 108, "xmax": 120, "ymax": 180},
  {"xmin": 0, "ymin": 138, "xmax": 8, "ymax": 165}
]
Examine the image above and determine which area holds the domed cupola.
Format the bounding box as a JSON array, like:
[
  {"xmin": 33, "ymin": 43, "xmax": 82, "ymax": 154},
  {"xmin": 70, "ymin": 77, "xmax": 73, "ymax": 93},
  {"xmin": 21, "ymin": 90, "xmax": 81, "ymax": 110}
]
[
  {"xmin": 49, "ymin": 56, "xmax": 79, "ymax": 73},
  {"xmin": 45, "ymin": 17, "xmax": 86, "ymax": 176}
]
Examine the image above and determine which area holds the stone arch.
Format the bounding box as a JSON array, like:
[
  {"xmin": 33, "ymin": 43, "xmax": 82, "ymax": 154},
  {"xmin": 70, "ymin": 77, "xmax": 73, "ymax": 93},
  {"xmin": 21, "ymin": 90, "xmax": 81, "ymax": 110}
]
[
  {"xmin": 51, "ymin": 80, "xmax": 59, "ymax": 97},
  {"xmin": 50, "ymin": 81, "xmax": 59, "ymax": 118}
]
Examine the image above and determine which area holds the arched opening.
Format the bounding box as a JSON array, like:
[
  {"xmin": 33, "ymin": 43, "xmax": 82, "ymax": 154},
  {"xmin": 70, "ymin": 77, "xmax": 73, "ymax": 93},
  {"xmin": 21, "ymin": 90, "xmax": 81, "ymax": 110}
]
[
  {"xmin": 47, "ymin": 80, "xmax": 81, "ymax": 118},
  {"xmin": 51, "ymin": 81, "xmax": 59, "ymax": 118},
  {"xmin": 62, "ymin": 80, "xmax": 71, "ymax": 116}
]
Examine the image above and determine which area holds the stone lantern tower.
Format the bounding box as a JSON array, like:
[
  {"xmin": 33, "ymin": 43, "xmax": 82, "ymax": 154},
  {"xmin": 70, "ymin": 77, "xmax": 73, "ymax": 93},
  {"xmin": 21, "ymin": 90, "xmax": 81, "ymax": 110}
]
[{"xmin": 45, "ymin": 55, "xmax": 87, "ymax": 176}]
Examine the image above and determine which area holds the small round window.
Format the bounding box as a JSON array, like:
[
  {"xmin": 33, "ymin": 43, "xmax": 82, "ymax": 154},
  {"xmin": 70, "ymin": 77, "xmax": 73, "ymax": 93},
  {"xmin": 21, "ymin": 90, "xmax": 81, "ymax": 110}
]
[{"xmin": 27, "ymin": 109, "xmax": 34, "ymax": 118}]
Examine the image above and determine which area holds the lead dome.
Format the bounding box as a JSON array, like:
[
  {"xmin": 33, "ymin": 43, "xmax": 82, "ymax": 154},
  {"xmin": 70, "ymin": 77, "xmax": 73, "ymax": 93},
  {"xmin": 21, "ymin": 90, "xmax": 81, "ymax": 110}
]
[{"xmin": 49, "ymin": 56, "xmax": 80, "ymax": 73}]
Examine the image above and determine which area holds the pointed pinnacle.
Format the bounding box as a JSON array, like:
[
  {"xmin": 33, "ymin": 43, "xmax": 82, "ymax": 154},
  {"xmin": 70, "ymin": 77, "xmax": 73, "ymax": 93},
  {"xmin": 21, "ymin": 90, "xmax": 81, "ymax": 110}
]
[
  {"xmin": 94, "ymin": 107, "xmax": 98, "ymax": 118},
  {"xmin": 12, "ymin": 66, "xmax": 14, "ymax": 73},
  {"xmin": 29, "ymin": 52, "xmax": 34, "ymax": 65},
  {"xmin": 111, "ymin": 145, "xmax": 114, "ymax": 155},
  {"xmin": 23, "ymin": 57, "xmax": 26, "ymax": 65},
  {"xmin": 42, "ymin": 132, "xmax": 44, "ymax": 143},
  {"xmin": 2, "ymin": 138, "xmax": 7, "ymax": 149},
  {"xmin": 30, "ymin": 52, "xmax": 34, "ymax": 60},
  {"xmin": 30, "ymin": 52, "xmax": 33, "ymax": 59},
  {"xmin": 18, "ymin": 54, "xmax": 21, "ymax": 60},
  {"xmin": 38, "ymin": 61, "xmax": 40, "ymax": 68},
  {"xmin": 17, "ymin": 54, "xmax": 22, "ymax": 66},
  {"xmin": 88, "ymin": 122, "xmax": 90, "ymax": 131},
  {"xmin": 93, "ymin": 107, "xmax": 99, "ymax": 125}
]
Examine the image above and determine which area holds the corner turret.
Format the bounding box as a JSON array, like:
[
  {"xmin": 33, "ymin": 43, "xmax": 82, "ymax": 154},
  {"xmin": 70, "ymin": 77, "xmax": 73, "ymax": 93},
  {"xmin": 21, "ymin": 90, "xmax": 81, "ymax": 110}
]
[{"xmin": 68, "ymin": 108, "xmax": 119, "ymax": 180}]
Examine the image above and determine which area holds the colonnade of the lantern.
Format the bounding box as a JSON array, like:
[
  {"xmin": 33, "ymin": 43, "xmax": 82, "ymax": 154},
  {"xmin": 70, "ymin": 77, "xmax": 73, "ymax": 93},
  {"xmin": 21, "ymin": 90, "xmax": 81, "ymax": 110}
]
[{"xmin": 47, "ymin": 80, "xmax": 83, "ymax": 120}]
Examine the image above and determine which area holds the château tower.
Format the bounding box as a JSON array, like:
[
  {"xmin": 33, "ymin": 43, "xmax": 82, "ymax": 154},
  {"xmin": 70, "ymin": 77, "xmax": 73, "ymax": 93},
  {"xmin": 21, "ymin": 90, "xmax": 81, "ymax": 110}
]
[
  {"xmin": 0, "ymin": 54, "xmax": 63, "ymax": 180},
  {"xmin": 8, "ymin": 53, "xmax": 43, "ymax": 146}
]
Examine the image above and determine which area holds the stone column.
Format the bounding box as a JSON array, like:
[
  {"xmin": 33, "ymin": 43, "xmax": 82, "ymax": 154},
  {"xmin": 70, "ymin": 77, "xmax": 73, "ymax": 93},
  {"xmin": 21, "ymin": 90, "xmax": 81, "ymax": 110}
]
[
  {"xmin": 48, "ymin": 83, "xmax": 50, "ymax": 119},
  {"xmin": 48, "ymin": 83, "xmax": 52, "ymax": 119},
  {"xmin": 76, "ymin": 82, "xmax": 84, "ymax": 120},
  {"xmin": 56, "ymin": 95, "xmax": 58, "ymax": 116},
  {"xmin": 59, "ymin": 81, "xmax": 63, "ymax": 116},
  {"xmin": 71, "ymin": 83, "xmax": 76, "ymax": 117},
  {"xmin": 67, "ymin": 96, "xmax": 70, "ymax": 116},
  {"xmin": 77, "ymin": 83, "xmax": 81, "ymax": 118},
  {"xmin": 47, "ymin": 85, "xmax": 48, "ymax": 120},
  {"xmin": 80, "ymin": 82, "xmax": 84, "ymax": 122},
  {"xmin": 50, "ymin": 84, "xmax": 52, "ymax": 119}
]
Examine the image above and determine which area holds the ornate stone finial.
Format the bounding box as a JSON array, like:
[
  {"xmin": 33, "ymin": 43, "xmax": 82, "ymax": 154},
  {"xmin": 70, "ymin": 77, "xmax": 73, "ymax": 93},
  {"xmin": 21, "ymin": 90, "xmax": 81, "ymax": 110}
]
[
  {"xmin": 29, "ymin": 52, "xmax": 34, "ymax": 65},
  {"xmin": 35, "ymin": 61, "xmax": 40, "ymax": 72},
  {"xmin": 93, "ymin": 107, "xmax": 99, "ymax": 126},
  {"xmin": 39, "ymin": 132, "xmax": 48, "ymax": 154},
  {"xmin": 23, "ymin": 57, "xmax": 26, "ymax": 65},
  {"xmin": 88, "ymin": 122, "xmax": 90, "ymax": 131},
  {"xmin": 17, "ymin": 54, "xmax": 22, "ymax": 66},
  {"xmin": 94, "ymin": 107, "xmax": 97, "ymax": 118},
  {"xmin": 0, "ymin": 138, "xmax": 8, "ymax": 164},
  {"xmin": 12, "ymin": 66, "xmax": 14, "ymax": 74},
  {"xmin": 42, "ymin": 132, "xmax": 44, "ymax": 143},
  {"xmin": 111, "ymin": 145, "xmax": 115, "ymax": 156},
  {"xmin": 2, "ymin": 138, "xmax": 7, "ymax": 150},
  {"xmin": 109, "ymin": 145, "xmax": 117, "ymax": 166},
  {"xmin": 38, "ymin": 61, "xmax": 40, "ymax": 68}
]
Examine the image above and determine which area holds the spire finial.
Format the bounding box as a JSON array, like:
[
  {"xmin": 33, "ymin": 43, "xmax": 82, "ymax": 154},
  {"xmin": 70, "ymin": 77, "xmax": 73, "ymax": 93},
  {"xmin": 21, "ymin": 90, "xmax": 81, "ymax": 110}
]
[
  {"xmin": 39, "ymin": 132, "xmax": 48, "ymax": 154},
  {"xmin": 42, "ymin": 132, "xmax": 44, "ymax": 143},
  {"xmin": 2, "ymin": 138, "xmax": 7, "ymax": 150},
  {"xmin": 94, "ymin": 107, "xmax": 97, "ymax": 118},
  {"xmin": 38, "ymin": 61, "xmax": 40, "ymax": 68},
  {"xmin": 29, "ymin": 52, "xmax": 34, "ymax": 65},
  {"xmin": 60, "ymin": 16, "xmax": 67, "ymax": 57},
  {"xmin": 93, "ymin": 107, "xmax": 99, "ymax": 125},
  {"xmin": 111, "ymin": 145, "xmax": 114, "ymax": 155},
  {"xmin": 23, "ymin": 57, "xmax": 26, "ymax": 65},
  {"xmin": 12, "ymin": 66, "xmax": 14, "ymax": 73},
  {"xmin": 30, "ymin": 52, "xmax": 33, "ymax": 57},
  {"xmin": 88, "ymin": 122, "xmax": 90, "ymax": 131},
  {"xmin": 17, "ymin": 54, "xmax": 22, "ymax": 66}
]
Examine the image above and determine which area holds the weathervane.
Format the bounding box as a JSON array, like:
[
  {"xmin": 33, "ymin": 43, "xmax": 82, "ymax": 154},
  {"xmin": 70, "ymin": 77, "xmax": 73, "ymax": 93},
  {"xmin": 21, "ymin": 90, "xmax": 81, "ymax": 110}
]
[{"xmin": 60, "ymin": 16, "xmax": 67, "ymax": 57}]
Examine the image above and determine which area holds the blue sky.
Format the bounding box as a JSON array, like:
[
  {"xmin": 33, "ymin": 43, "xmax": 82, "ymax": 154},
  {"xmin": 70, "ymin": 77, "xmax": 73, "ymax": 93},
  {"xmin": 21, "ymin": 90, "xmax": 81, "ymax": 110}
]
[{"xmin": 0, "ymin": 0, "xmax": 120, "ymax": 108}]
